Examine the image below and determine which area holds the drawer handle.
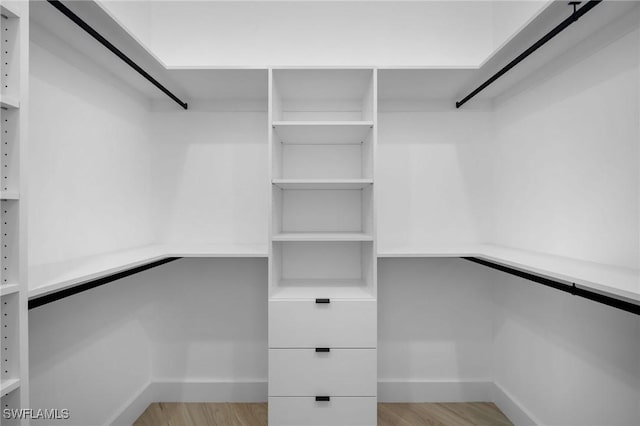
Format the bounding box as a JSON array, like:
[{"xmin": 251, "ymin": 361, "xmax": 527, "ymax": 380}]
[
  {"xmin": 315, "ymin": 396, "xmax": 331, "ymax": 402},
  {"xmin": 315, "ymin": 298, "xmax": 330, "ymax": 304},
  {"xmin": 315, "ymin": 348, "xmax": 330, "ymax": 353}
]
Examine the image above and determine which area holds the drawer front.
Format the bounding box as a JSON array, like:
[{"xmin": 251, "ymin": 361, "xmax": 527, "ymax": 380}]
[
  {"xmin": 268, "ymin": 396, "xmax": 377, "ymax": 426},
  {"xmin": 269, "ymin": 300, "xmax": 376, "ymax": 348},
  {"xmin": 269, "ymin": 348, "xmax": 376, "ymax": 396}
]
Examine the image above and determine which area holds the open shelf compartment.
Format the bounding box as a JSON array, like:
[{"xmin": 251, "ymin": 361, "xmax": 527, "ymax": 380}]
[
  {"xmin": 272, "ymin": 184, "xmax": 373, "ymax": 238},
  {"xmin": 272, "ymin": 124, "xmax": 373, "ymax": 180},
  {"xmin": 270, "ymin": 241, "xmax": 375, "ymax": 299},
  {"xmin": 272, "ymin": 69, "xmax": 374, "ymax": 122}
]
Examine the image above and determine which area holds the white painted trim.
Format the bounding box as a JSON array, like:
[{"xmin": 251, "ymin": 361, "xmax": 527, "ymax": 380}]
[
  {"xmin": 107, "ymin": 381, "xmax": 268, "ymax": 426},
  {"xmin": 106, "ymin": 381, "xmax": 154, "ymax": 426},
  {"xmin": 378, "ymin": 380, "xmax": 493, "ymax": 403},
  {"xmin": 492, "ymin": 382, "xmax": 540, "ymax": 426},
  {"xmin": 109, "ymin": 380, "xmax": 537, "ymax": 425}
]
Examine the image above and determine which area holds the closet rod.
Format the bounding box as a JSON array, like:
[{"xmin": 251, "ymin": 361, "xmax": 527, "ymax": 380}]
[
  {"xmin": 463, "ymin": 257, "xmax": 640, "ymax": 316},
  {"xmin": 46, "ymin": 0, "xmax": 188, "ymax": 110},
  {"xmin": 28, "ymin": 257, "xmax": 182, "ymax": 310},
  {"xmin": 455, "ymin": 0, "xmax": 601, "ymax": 108}
]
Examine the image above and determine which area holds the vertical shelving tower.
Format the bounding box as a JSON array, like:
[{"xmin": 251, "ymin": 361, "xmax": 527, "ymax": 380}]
[
  {"xmin": 0, "ymin": 0, "xmax": 28, "ymax": 424},
  {"xmin": 268, "ymin": 68, "xmax": 378, "ymax": 425}
]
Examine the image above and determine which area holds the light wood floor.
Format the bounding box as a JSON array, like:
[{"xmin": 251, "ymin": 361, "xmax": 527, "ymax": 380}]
[{"xmin": 134, "ymin": 402, "xmax": 513, "ymax": 426}]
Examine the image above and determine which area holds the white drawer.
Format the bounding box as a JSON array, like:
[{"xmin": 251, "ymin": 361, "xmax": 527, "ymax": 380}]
[
  {"xmin": 268, "ymin": 396, "xmax": 377, "ymax": 426},
  {"xmin": 269, "ymin": 300, "xmax": 376, "ymax": 348},
  {"xmin": 269, "ymin": 348, "xmax": 376, "ymax": 396}
]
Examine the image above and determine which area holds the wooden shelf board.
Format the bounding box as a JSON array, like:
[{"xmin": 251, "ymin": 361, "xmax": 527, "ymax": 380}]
[
  {"xmin": 0, "ymin": 95, "xmax": 20, "ymax": 110},
  {"xmin": 272, "ymin": 179, "xmax": 373, "ymax": 190},
  {"xmin": 271, "ymin": 279, "xmax": 374, "ymax": 300},
  {"xmin": 273, "ymin": 233, "xmax": 373, "ymax": 242},
  {"xmin": 0, "ymin": 378, "xmax": 20, "ymax": 397},
  {"xmin": 0, "ymin": 283, "xmax": 20, "ymax": 297},
  {"xmin": 0, "ymin": 191, "xmax": 19, "ymax": 200},
  {"xmin": 378, "ymin": 244, "xmax": 640, "ymax": 305},
  {"xmin": 273, "ymin": 121, "xmax": 373, "ymax": 145}
]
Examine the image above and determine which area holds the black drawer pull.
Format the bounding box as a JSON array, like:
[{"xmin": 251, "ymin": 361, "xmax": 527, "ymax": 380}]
[
  {"xmin": 315, "ymin": 396, "xmax": 330, "ymax": 402},
  {"xmin": 315, "ymin": 348, "xmax": 330, "ymax": 353},
  {"xmin": 315, "ymin": 298, "xmax": 330, "ymax": 304}
]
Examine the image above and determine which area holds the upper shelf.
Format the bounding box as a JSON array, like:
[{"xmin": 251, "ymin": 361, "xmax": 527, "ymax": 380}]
[
  {"xmin": 273, "ymin": 179, "xmax": 373, "ymax": 190},
  {"xmin": 378, "ymin": 244, "xmax": 640, "ymax": 306},
  {"xmin": 379, "ymin": 1, "xmax": 639, "ymax": 104},
  {"xmin": 28, "ymin": 243, "xmax": 269, "ymax": 299},
  {"xmin": 272, "ymin": 121, "xmax": 373, "ymax": 145}
]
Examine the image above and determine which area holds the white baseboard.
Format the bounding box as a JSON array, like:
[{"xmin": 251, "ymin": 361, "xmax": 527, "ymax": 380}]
[
  {"xmin": 109, "ymin": 380, "xmax": 538, "ymax": 426},
  {"xmin": 492, "ymin": 382, "xmax": 539, "ymax": 426},
  {"xmin": 107, "ymin": 380, "xmax": 268, "ymax": 426},
  {"xmin": 378, "ymin": 380, "xmax": 493, "ymax": 402},
  {"xmin": 107, "ymin": 381, "xmax": 155, "ymax": 426}
]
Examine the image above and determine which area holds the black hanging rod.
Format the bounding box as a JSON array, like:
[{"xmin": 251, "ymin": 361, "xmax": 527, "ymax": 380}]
[
  {"xmin": 46, "ymin": 0, "xmax": 188, "ymax": 110},
  {"xmin": 28, "ymin": 257, "xmax": 182, "ymax": 310},
  {"xmin": 456, "ymin": 0, "xmax": 602, "ymax": 108},
  {"xmin": 463, "ymin": 257, "xmax": 640, "ymax": 316}
]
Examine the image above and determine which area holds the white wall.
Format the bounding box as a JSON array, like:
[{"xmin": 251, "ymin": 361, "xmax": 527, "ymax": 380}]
[
  {"xmin": 377, "ymin": 106, "xmax": 492, "ymax": 250},
  {"xmin": 28, "ymin": 259, "xmax": 268, "ymax": 425},
  {"xmin": 147, "ymin": 1, "xmax": 494, "ymax": 67},
  {"xmin": 378, "ymin": 258, "xmax": 494, "ymax": 385},
  {"xmin": 29, "ymin": 24, "xmax": 156, "ymax": 271},
  {"xmin": 29, "ymin": 267, "xmax": 161, "ymax": 426},
  {"xmin": 150, "ymin": 102, "xmax": 268, "ymax": 248},
  {"xmin": 490, "ymin": 268, "xmax": 640, "ymax": 426},
  {"xmin": 488, "ymin": 20, "xmax": 639, "ymax": 268},
  {"xmin": 147, "ymin": 258, "xmax": 267, "ymax": 383}
]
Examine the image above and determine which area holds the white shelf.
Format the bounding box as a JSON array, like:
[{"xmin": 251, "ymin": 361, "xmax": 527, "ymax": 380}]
[
  {"xmin": 0, "ymin": 378, "xmax": 20, "ymax": 397},
  {"xmin": 166, "ymin": 244, "xmax": 268, "ymax": 258},
  {"xmin": 0, "ymin": 191, "xmax": 19, "ymax": 200},
  {"xmin": 0, "ymin": 95, "xmax": 19, "ymax": 109},
  {"xmin": 28, "ymin": 244, "xmax": 271, "ymax": 299},
  {"xmin": 0, "ymin": 283, "xmax": 20, "ymax": 297},
  {"xmin": 272, "ymin": 179, "xmax": 373, "ymax": 190},
  {"xmin": 272, "ymin": 121, "xmax": 373, "ymax": 145},
  {"xmin": 28, "ymin": 245, "xmax": 168, "ymax": 299},
  {"xmin": 378, "ymin": 244, "xmax": 640, "ymax": 305},
  {"xmin": 272, "ymin": 232, "xmax": 373, "ymax": 242},
  {"xmin": 271, "ymin": 279, "xmax": 375, "ymax": 300}
]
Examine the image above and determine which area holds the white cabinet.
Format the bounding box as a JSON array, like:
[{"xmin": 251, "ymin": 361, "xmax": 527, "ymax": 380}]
[
  {"xmin": 268, "ymin": 68, "xmax": 377, "ymax": 425},
  {"xmin": 269, "ymin": 300, "xmax": 377, "ymax": 348},
  {"xmin": 269, "ymin": 397, "xmax": 377, "ymax": 426},
  {"xmin": 269, "ymin": 348, "xmax": 377, "ymax": 396}
]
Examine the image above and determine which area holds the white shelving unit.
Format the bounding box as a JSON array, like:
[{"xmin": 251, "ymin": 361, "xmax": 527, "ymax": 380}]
[
  {"xmin": 0, "ymin": 1, "xmax": 28, "ymax": 424},
  {"xmin": 268, "ymin": 68, "xmax": 377, "ymax": 425}
]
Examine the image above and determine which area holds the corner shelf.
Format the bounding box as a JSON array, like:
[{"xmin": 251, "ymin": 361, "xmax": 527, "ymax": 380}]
[
  {"xmin": 0, "ymin": 378, "xmax": 20, "ymax": 397},
  {"xmin": 272, "ymin": 232, "xmax": 374, "ymax": 242},
  {"xmin": 378, "ymin": 244, "xmax": 640, "ymax": 306},
  {"xmin": 272, "ymin": 179, "xmax": 373, "ymax": 190}
]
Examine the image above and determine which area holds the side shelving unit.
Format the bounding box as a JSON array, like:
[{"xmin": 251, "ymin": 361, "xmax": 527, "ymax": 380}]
[
  {"xmin": 268, "ymin": 68, "xmax": 377, "ymax": 425},
  {"xmin": 0, "ymin": 1, "xmax": 28, "ymax": 424}
]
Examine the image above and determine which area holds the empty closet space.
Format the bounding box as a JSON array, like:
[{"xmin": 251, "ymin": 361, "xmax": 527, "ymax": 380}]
[{"xmin": 8, "ymin": 1, "xmax": 640, "ymax": 426}]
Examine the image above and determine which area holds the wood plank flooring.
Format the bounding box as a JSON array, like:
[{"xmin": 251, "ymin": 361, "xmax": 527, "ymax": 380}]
[{"xmin": 134, "ymin": 402, "xmax": 512, "ymax": 426}]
